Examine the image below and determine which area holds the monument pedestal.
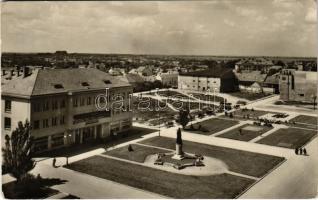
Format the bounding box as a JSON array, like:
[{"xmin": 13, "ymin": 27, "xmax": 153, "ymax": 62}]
[{"xmin": 172, "ymin": 144, "xmax": 184, "ymax": 160}]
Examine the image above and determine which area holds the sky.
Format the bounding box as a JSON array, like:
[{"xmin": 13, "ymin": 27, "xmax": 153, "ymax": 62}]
[{"xmin": 1, "ymin": 0, "xmax": 317, "ymax": 57}]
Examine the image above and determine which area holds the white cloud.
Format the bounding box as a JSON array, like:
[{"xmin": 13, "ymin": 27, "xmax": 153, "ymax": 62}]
[
  {"xmin": 1, "ymin": 1, "xmax": 316, "ymax": 57},
  {"xmin": 305, "ymin": 7, "xmax": 317, "ymax": 23},
  {"xmin": 235, "ymin": 7, "xmax": 258, "ymax": 17},
  {"xmin": 224, "ymin": 19, "xmax": 235, "ymax": 27},
  {"xmin": 272, "ymin": 0, "xmax": 303, "ymax": 8}
]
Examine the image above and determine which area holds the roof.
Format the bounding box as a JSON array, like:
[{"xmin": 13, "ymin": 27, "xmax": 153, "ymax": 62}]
[
  {"xmin": 2, "ymin": 68, "xmax": 131, "ymax": 98},
  {"xmin": 125, "ymin": 74, "xmax": 144, "ymax": 83},
  {"xmin": 179, "ymin": 67, "xmax": 234, "ymax": 79},
  {"xmin": 264, "ymin": 73, "xmax": 280, "ymax": 85},
  {"xmin": 235, "ymin": 71, "xmax": 267, "ymax": 83}
]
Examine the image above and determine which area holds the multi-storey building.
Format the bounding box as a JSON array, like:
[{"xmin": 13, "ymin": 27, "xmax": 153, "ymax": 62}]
[
  {"xmin": 279, "ymin": 69, "xmax": 317, "ymax": 102},
  {"xmin": 178, "ymin": 68, "xmax": 237, "ymax": 92},
  {"xmin": 1, "ymin": 68, "xmax": 133, "ymax": 152}
]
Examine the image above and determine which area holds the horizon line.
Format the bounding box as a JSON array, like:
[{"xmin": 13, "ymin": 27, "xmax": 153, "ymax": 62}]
[{"xmin": 1, "ymin": 51, "xmax": 317, "ymax": 59}]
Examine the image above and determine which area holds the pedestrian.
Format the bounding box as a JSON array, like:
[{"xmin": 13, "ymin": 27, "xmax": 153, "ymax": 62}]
[
  {"xmin": 295, "ymin": 148, "xmax": 298, "ymax": 155},
  {"xmin": 52, "ymin": 157, "xmax": 56, "ymax": 168},
  {"xmin": 303, "ymin": 148, "xmax": 307, "ymax": 155},
  {"xmin": 128, "ymin": 144, "xmax": 133, "ymax": 152},
  {"xmin": 299, "ymin": 148, "xmax": 303, "ymax": 155},
  {"xmin": 239, "ymin": 129, "xmax": 242, "ymax": 136}
]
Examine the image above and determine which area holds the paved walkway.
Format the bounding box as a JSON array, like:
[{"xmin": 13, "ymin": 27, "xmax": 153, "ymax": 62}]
[{"xmin": 32, "ymin": 160, "xmax": 163, "ymax": 199}]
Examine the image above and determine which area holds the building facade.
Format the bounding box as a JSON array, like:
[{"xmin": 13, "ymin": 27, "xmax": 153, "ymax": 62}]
[
  {"xmin": 156, "ymin": 73, "xmax": 178, "ymax": 88},
  {"xmin": 2, "ymin": 68, "xmax": 133, "ymax": 152},
  {"xmin": 279, "ymin": 69, "xmax": 317, "ymax": 102},
  {"xmin": 178, "ymin": 68, "xmax": 237, "ymax": 92}
]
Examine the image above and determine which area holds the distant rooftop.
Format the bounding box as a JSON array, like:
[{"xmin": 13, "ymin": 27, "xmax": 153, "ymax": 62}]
[{"xmin": 179, "ymin": 67, "xmax": 234, "ymax": 79}]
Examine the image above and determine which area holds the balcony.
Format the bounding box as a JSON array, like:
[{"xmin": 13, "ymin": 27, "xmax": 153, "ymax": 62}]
[{"xmin": 73, "ymin": 110, "xmax": 111, "ymax": 124}]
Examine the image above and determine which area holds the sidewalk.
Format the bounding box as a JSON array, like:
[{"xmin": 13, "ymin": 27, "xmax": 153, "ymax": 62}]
[{"xmin": 240, "ymin": 137, "xmax": 318, "ymax": 199}]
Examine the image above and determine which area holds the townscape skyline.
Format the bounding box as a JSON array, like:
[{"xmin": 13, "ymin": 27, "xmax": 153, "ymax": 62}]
[{"xmin": 2, "ymin": 0, "xmax": 317, "ymax": 57}]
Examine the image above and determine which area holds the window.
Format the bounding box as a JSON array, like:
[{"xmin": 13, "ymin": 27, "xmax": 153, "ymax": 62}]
[
  {"xmin": 87, "ymin": 97, "xmax": 92, "ymax": 105},
  {"xmin": 52, "ymin": 100, "xmax": 58, "ymax": 110},
  {"xmin": 73, "ymin": 98, "xmax": 78, "ymax": 107},
  {"xmin": 193, "ymin": 80, "xmax": 196, "ymax": 82},
  {"xmin": 299, "ymin": 94, "xmax": 304, "ymax": 97},
  {"xmin": 5, "ymin": 100, "xmax": 11, "ymax": 112},
  {"xmin": 33, "ymin": 102, "xmax": 41, "ymax": 112},
  {"xmin": 99, "ymin": 97, "xmax": 105, "ymax": 103},
  {"xmin": 207, "ymin": 81, "xmax": 210, "ymax": 83},
  {"xmin": 291, "ymin": 75, "xmax": 295, "ymax": 90},
  {"xmin": 4, "ymin": 117, "xmax": 11, "ymax": 130},
  {"xmin": 282, "ymin": 77, "xmax": 286, "ymax": 81},
  {"xmin": 33, "ymin": 137, "xmax": 48, "ymax": 152},
  {"xmin": 60, "ymin": 116, "xmax": 65, "ymax": 125},
  {"xmin": 60, "ymin": 99, "xmax": 66, "ymax": 108},
  {"xmin": 33, "ymin": 120, "xmax": 40, "ymax": 129},
  {"xmin": 42, "ymin": 119, "xmax": 49, "ymax": 128},
  {"xmin": 54, "ymin": 84, "xmax": 64, "ymax": 89},
  {"xmin": 81, "ymin": 82, "xmax": 90, "ymax": 87},
  {"xmin": 198, "ymin": 80, "xmax": 201, "ymax": 82},
  {"xmin": 52, "ymin": 117, "xmax": 58, "ymax": 126},
  {"xmin": 51, "ymin": 133, "xmax": 64, "ymax": 148},
  {"xmin": 104, "ymin": 80, "xmax": 111, "ymax": 84},
  {"xmin": 80, "ymin": 98, "xmax": 85, "ymax": 106},
  {"xmin": 42, "ymin": 101, "xmax": 49, "ymax": 111}
]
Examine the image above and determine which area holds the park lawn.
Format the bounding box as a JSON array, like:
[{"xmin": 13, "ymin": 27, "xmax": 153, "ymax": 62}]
[
  {"xmin": 2, "ymin": 181, "xmax": 60, "ymax": 199},
  {"xmin": 290, "ymin": 115, "xmax": 317, "ymax": 125},
  {"xmin": 216, "ymin": 124, "xmax": 273, "ymax": 142},
  {"xmin": 66, "ymin": 155, "xmax": 255, "ymax": 199},
  {"xmin": 256, "ymin": 127, "xmax": 317, "ymax": 149},
  {"xmin": 157, "ymin": 90, "xmax": 189, "ymax": 99},
  {"xmin": 189, "ymin": 93, "xmax": 225, "ymax": 102},
  {"xmin": 228, "ymin": 92, "xmax": 271, "ymax": 101},
  {"xmin": 104, "ymin": 144, "xmax": 172, "ymax": 163},
  {"xmin": 186, "ymin": 118, "xmax": 239, "ymax": 135},
  {"xmin": 139, "ymin": 136, "xmax": 284, "ymax": 178},
  {"xmin": 133, "ymin": 96, "xmax": 177, "ymax": 123}
]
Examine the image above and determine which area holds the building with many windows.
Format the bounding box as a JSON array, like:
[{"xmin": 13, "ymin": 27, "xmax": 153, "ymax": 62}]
[
  {"xmin": 1, "ymin": 68, "xmax": 133, "ymax": 152},
  {"xmin": 178, "ymin": 68, "xmax": 238, "ymax": 92}
]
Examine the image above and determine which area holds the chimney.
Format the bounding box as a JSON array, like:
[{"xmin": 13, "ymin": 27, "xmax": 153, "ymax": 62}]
[
  {"xmin": 23, "ymin": 67, "xmax": 30, "ymax": 78},
  {"xmin": 2, "ymin": 69, "xmax": 6, "ymax": 76}
]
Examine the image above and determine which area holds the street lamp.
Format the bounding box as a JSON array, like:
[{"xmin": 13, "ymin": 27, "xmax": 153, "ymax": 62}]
[
  {"xmin": 311, "ymin": 95, "xmax": 317, "ymax": 110},
  {"xmin": 156, "ymin": 88, "xmax": 161, "ymax": 137}
]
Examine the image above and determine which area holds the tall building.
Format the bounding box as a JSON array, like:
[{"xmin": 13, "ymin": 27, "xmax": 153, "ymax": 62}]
[
  {"xmin": 1, "ymin": 68, "xmax": 133, "ymax": 152},
  {"xmin": 279, "ymin": 69, "xmax": 317, "ymax": 102}
]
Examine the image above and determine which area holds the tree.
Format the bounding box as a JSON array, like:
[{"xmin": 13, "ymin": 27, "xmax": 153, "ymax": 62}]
[
  {"xmin": 176, "ymin": 128, "xmax": 182, "ymax": 145},
  {"xmin": 2, "ymin": 120, "xmax": 36, "ymax": 182},
  {"xmin": 178, "ymin": 109, "xmax": 190, "ymax": 129}
]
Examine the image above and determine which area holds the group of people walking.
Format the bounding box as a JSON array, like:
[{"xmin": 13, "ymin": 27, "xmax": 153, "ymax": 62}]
[{"xmin": 295, "ymin": 147, "xmax": 307, "ymax": 155}]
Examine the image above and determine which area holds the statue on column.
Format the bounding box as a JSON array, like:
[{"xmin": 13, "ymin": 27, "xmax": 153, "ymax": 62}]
[{"xmin": 173, "ymin": 128, "xmax": 184, "ymax": 160}]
